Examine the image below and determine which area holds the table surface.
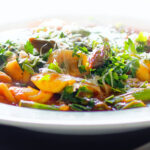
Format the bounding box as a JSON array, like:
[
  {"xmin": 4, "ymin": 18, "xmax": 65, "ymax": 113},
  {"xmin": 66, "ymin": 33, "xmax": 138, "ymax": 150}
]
[{"xmin": 0, "ymin": 124, "xmax": 149, "ymax": 150}]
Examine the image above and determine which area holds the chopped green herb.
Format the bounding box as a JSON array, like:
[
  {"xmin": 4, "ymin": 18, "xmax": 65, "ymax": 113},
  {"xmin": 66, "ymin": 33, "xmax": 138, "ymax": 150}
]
[
  {"xmin": 79, "ymin": 46, "xmax": 89, "ymax": 54},
  {"xmin": 0, "ymin": 41, "xmax": 16, "ymax": 70},
  {"xmin": 124, "ymin": 38, "xmax": 137, "ymax": 54},
  {"xmin": 59, "ymin": 32, "xmax": 65, "ymax": 38},
  {"xmin": 24, "ymin": 41, "xmax": 34, "ymax": 54},
  {"xmin": 92, "ymin": 40, "xmax": 99, "ymax": 49},
  {"xmin": 72, "ymin": 45, "xmax": 89, "ymax": 57},
  {"xmin": 17, "ymin": 54, "xmax": 45, "ymax": 74},
  {"xmin": 22, "ymin": 61, "xmax": 34, "ymax": 74},
  {"xmin": 93, "ymin": 54, "xmax": 129, "ymax": 90},
  {"xmin": 125, "ymin": 58, "xmax": 140, "ymax": 77},
  {"xmin": 136, "ymin": 32, "xmax": 147, "ymax": 44},
  {"xmin": 69, "ymin": 103, "xmax": 91, "ymax": 111},
  {"xmin": 48, "ymin": 62, "xmax": 61, "ymax": 73},
  {"xmin": 72, "ymin": 46, "xmax": 80, "ymax": 57},
  {"xmin": 4, "ymin": 50, "xmax": 13, "ymax": 57},
  {"xmin": 5, "ymin": 40, "xmax": 16, "ymax": 46},
  {"xmin": 135, "ymin": 32, "xmax": 148, "ymax": 53},
  {"xmin": 36, "ymin": 35, "xmax": 39, "ymax": 38},
  {"xmin": 76, "ymin": 86, "xmax": 93, "ymax": 98},
  {"xmin": 78, "ymin": 65, "xmax": 86, "ymax": 73},
  {"xmin": 42, "ymin": 48, "xmax": 52, "ymax": 61}
]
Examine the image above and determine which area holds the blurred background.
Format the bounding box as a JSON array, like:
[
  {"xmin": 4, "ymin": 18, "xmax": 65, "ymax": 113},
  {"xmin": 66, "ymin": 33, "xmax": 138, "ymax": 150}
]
[
  {"xmin": 0, "ymin": 0, "xmax": 150, "ymax": 30},
  {"xmin": 0, "ymin": 0, "xmax": 149, "ymax": 19}
]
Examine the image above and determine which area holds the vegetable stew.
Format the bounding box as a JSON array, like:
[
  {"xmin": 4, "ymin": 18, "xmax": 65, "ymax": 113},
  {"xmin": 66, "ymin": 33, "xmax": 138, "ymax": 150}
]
[{"xmin": 0, "ymin": 20, "xmax": 150, "ymax": 111}]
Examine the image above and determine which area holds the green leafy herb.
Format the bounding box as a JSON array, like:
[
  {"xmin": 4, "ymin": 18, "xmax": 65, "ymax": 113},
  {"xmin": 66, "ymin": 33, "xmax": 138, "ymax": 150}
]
[
  {"xmin": 61, "ymin": 85, "xmax": 94, "ymax": 106},
  {"xmin": 92, "ymin": 55, "xmax": 129, "ymax": 90},
  {"xmin": 42, "ymin": 48, "xmax": 52, "ymax": 61},
  {"xmin": 59, "ymin": 32, "xmax": 65, "ymax": 38},
  {"xmin": 24, "ymin": 41, "xmax": 34, "ymax": 54},
  {"xmin": 136, "ymin": 32, "xmax": 149, "ymax": 53},
  {"xmin": 119, "ymin": 74, "xmax": 128, "ymax": 80},
  {"xmin": 5, "ymin": 40, "xmax": 16, "ymax": 47},
  {"xmin": 4, "ymin": 50, "xmax": 13, "ymax": 57},
  {"xmin": 61, "ymin": 86, "xmax": 74, "ymax": 100},
  {"xmin": 124, "ymin": 38, "xmax": 137, "ymax": 54},
  {"xmin": 0, "ymin": 41, "xmax": 17, "ymax": 70},
  {"xmin": 72, "ymin": 46, "xmax": 80, "ymax": 57},
  {"xmin": 79, "ymin": 46, "xmax": 89, "ymax": 54},
  {"xmin": 69, "ymin": 104, "xmax": 91, "ymax": 111},
  {"xmin": 125, "ymin": 58, "xmax": 140, "ymax": 77},
  {"xmin": 92, "ymin": 40, "xmax": 99, "ymax": 49},
  {"xmin": 0, "ymin": 56, "xmax": 7, "ymax": 70},
  {"xmin": 36, "ymin": 35, "xmax": 40, "ymax": 39},
  {"xmin": 18, "ymin": 54, "xmax": 45, "ymax": 74},
  {"xmin": 72, "ymin": 45, "xmax": 89, "ymax": 57},
  {"xmin": 136, "ymin": 32, "xmax": 147, "ymax": 44},
  {"xmin": 48, "ymin": 62, "xmax": 61, "ymax": 73},
  {"xmin": 78, "ymin": 65, "xmax": 86, "ymax": 73},
  {"xmin": 76, "ymin": 86, "xmax": 93, "ymax": 98},
  {"xmin": 21, "ymin": 59, "xmax": 34, "ymax": 74}
]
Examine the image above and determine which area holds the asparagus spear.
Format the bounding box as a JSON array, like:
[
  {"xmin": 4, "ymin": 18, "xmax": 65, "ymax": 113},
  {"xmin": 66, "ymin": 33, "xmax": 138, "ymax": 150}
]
[
  {"xmin": 105, "ymin": 88, "xmax": 150, "ymax": 109},
  {"xmin": 19, "ymin": 100, "xmax": 59, "ymax": 110},
  {"xmin": 105, "ymin": 88, "xmax": 150, "ymax": 104},
  {"xmin": 122, "ymin": 100, "xmax": 145, "ymax": 109},
  {"xmin": 132, "ymin": 88, "xmax": 150, "ymax": 101}
]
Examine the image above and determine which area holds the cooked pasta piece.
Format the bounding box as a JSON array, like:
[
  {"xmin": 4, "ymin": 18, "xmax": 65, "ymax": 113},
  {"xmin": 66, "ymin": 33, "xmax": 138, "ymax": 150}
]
[
  {"xmin": 9, "ymin": 86, "xmax": 53, "ymax": 103},
  {"xmin": 31, "ymin": 73, "xmax": 76, "ymax": 93},
  {"xmin": 0, "ymin": 71, "xmax": 12, "ymax": 83},
  {"xmin": 48, "ymin": 49, "xmax": 89, "ymax": 77},
  {"xmin": 4, "ymin": 60, "xmax": 30, "ymax": 83},
  {"xmin": 0, "ymin": 83, "xmax": 16, "ymax": 103}
]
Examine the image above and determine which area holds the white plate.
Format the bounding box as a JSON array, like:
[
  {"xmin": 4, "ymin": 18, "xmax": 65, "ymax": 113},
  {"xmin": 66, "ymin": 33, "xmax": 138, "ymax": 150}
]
[
  {"xmin": 0, "ymin": 15, "xmax": 150, "ymax": 135},
  {"xmin": 0, "ymin": 103, "xmax": 150, "ymax": 135}
]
